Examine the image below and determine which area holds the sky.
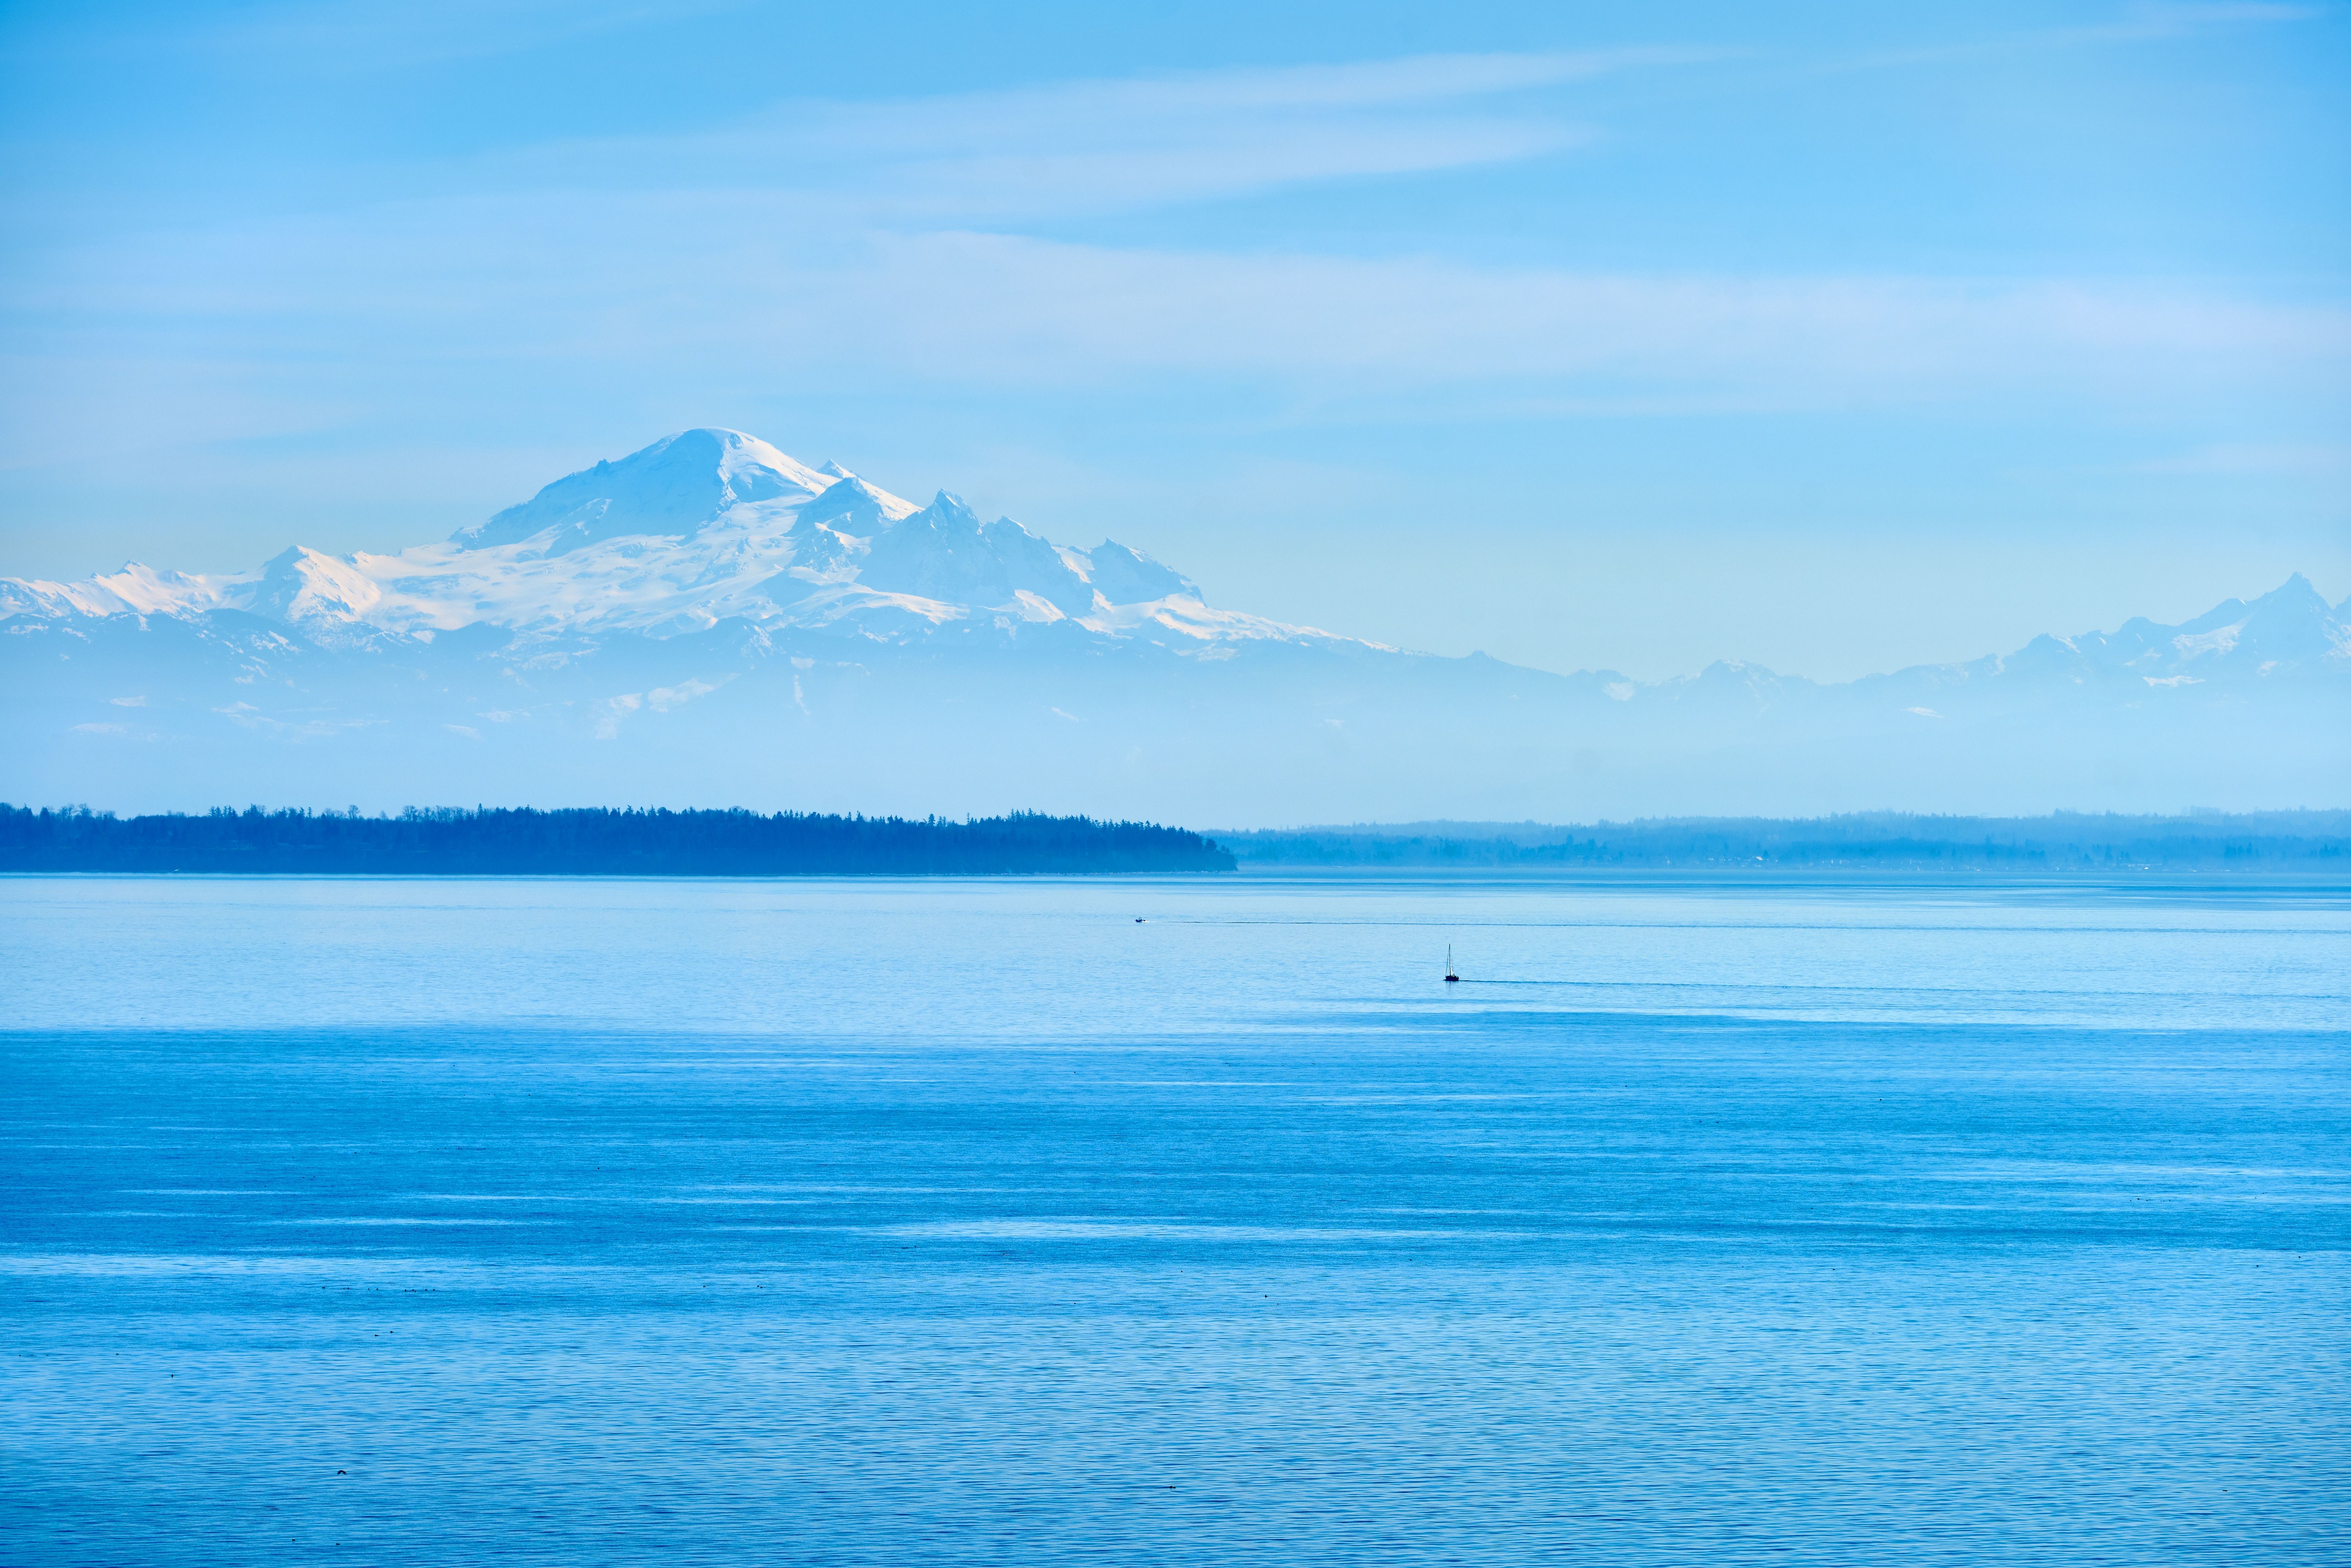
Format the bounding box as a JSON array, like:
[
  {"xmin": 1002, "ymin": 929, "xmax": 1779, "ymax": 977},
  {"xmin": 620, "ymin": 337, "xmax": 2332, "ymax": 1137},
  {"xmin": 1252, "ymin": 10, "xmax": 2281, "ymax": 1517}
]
[{"xmin": 1, "ymin": 0, "xmax": 2345, "ymax": 681}]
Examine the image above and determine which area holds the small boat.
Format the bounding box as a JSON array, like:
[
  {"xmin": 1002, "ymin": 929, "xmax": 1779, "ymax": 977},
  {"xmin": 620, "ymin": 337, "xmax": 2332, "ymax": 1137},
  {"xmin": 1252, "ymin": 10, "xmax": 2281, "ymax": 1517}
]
[{"xmin": 1445, "ymin": 944, "xmax": 1460, "ymax": 982}]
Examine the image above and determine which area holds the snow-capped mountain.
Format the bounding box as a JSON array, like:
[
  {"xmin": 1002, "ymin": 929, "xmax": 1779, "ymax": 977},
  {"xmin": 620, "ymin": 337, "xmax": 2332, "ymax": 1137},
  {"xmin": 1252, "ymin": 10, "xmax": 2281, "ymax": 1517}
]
[
  {"xmin": 0, "ymin": 429, "xmax": 1251, "ymax": 650},
  {"xmin": 3, "ymin": 429, "xmax": 2345, "ymax": 821}
]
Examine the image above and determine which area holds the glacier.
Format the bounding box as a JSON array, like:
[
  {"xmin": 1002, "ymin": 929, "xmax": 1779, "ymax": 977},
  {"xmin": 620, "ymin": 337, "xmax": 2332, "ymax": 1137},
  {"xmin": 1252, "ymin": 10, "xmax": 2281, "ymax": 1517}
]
[{"xmin": 4, "ymin": 428, "xmax": 2346, "ymax": 821}]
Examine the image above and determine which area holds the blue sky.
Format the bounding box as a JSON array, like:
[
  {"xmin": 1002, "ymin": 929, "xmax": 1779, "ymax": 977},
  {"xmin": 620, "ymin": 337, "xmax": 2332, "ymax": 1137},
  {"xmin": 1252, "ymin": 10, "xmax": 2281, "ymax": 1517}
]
[{"xmin": 2, "ymin": 0, "xmax": 2345, "ymax": 679}]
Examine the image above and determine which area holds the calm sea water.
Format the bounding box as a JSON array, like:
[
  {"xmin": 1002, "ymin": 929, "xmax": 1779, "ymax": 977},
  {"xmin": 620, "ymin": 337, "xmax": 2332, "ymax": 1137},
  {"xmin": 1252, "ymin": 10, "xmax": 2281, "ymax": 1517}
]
[{"xmin": 3, "ymin": 872, "xmax": 2346, "ymax": 1566}]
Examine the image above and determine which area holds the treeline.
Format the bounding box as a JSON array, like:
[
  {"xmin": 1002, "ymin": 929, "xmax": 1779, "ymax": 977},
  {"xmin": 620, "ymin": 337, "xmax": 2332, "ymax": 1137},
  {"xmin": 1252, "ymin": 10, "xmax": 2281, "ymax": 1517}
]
[
  {"xmin": 0, "ymin": 805, "xmax": 1235, "ymax": 876},
  {"xmin": 1217, "ymin": 811, "xmax": 2351, "ymax": 869}
]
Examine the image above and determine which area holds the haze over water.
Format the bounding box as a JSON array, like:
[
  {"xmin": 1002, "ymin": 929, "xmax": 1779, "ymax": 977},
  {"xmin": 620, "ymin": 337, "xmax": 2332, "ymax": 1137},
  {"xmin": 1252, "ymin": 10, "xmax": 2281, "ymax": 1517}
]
[{"xmin": 5, "ymin": 871, "xmax": 2346, "ymax": 1565}]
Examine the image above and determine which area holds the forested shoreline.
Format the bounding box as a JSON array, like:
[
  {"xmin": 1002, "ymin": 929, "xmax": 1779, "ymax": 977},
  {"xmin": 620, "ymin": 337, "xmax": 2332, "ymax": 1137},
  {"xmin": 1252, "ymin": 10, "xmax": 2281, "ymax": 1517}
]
[{"xmin": 0, "ymin": 806, "xmax": 1237, "ymax": 875}]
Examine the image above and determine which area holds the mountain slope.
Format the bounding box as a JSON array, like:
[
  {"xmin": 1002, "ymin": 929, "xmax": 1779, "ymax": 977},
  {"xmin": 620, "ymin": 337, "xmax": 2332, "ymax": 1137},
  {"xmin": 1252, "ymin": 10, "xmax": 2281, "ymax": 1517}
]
[{"xmin": 4, "ymin": 429, "xmax": 2344, "ymax": 819}]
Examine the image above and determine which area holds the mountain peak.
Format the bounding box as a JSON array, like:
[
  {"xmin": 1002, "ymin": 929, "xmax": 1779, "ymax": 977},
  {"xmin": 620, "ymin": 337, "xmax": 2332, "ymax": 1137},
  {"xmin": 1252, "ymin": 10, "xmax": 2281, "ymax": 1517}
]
[
  {"xmin": 798, "ymin": 474, "xmax": 915, "ymax": 535},
  {"xmin": 1086, "ymin": 540, "xmax": 1200, "ymax": 605},
  {"xmin": 2264, "ymin": 571, "xmax": 2326, "ymax": 606},
  {"xmin": 924, "ymin": 490, "xmax": 979, "ymax": 523},
  {"xmin": 452, "ymin": 428, "xmax": 833, "ymax": 554},
  {"xmin": 248, "ymin": 545, "xmax": 381, "ymax": 629}
]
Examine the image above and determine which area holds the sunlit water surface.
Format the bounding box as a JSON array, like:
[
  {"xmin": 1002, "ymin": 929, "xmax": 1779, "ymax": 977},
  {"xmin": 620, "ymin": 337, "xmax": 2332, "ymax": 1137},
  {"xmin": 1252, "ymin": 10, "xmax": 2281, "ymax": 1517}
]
[{"xmin": 4, "ymin": 872, "xmax": 2346, "ymax": 1566}]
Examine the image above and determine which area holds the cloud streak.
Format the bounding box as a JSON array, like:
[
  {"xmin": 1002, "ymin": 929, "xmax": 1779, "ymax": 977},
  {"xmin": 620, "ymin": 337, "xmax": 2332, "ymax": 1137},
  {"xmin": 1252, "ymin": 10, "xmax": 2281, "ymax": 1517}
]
[
  {"xmin": 825, "ymin": 233, "xmax": 2351, "ymax": 398},
  {"xmin": 460, "ymin": 50, "xmax": 1693, "ymax": 220},
  {"xmin": 9, "ymin": 201, "xmax": 2345, "ymax": 477}
]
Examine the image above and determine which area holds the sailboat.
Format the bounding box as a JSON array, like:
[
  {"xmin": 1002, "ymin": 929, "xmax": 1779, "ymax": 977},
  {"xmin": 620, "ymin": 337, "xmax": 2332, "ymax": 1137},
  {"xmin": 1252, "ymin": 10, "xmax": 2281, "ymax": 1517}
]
[{"xmin": 1445, "ymin": 944, "xmax": 1460, "ymax": 983}]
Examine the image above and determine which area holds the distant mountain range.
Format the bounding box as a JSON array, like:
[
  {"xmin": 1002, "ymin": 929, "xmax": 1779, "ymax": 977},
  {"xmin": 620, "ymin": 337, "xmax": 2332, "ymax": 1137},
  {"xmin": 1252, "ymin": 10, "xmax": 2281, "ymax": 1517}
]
[{"xmin": 5, "ymin": 428, "xmax": 2345, "ymax": 820}]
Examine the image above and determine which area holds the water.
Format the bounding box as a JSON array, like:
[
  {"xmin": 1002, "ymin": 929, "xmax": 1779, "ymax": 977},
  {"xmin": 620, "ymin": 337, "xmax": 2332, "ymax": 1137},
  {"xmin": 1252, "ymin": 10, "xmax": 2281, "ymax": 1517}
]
[{"xmin": 4, "ymin": 872, "xmax": 2346, "ymax": 1566}]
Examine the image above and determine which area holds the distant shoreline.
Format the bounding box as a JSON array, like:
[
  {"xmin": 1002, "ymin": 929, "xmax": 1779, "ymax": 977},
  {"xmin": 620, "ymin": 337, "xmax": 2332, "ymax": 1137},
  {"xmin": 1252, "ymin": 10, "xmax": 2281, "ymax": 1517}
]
[
  {"xmin": 0, "ymin": 806, "xmax": 1237, "ymax": 877},
  {"xmin": 5, "ymin": 806, "xmax": 2343, "ymax": 877},
  {"xmin": 1213, "ymin": 810, "xmax": 2351, "ymax": 871}
]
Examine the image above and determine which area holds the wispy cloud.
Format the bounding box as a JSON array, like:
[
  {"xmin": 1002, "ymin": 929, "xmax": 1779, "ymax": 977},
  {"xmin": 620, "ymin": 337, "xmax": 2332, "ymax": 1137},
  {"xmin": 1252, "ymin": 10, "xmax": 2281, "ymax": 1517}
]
[
  {"xmin": 814, "ymin": 234, "xmax": 2351, "ymax": 405},
  {"xmin": 471, "ymin": 50, "xmax": 1693, "ymax": 220},
  {"xmin": 11, "ymin": 207, "xmax": 2344, "ymax": 474}
]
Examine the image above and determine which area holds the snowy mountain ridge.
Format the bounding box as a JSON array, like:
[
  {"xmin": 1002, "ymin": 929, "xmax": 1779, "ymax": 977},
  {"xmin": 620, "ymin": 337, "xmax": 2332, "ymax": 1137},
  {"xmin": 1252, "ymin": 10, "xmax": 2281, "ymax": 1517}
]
[
  {"xmin": 0, "ymin": 428, "xmax": 1318, "ymax": 654},
  {"xmin": 5, "ymin": 426, "xmax": 2344, "ymax": 690}
]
